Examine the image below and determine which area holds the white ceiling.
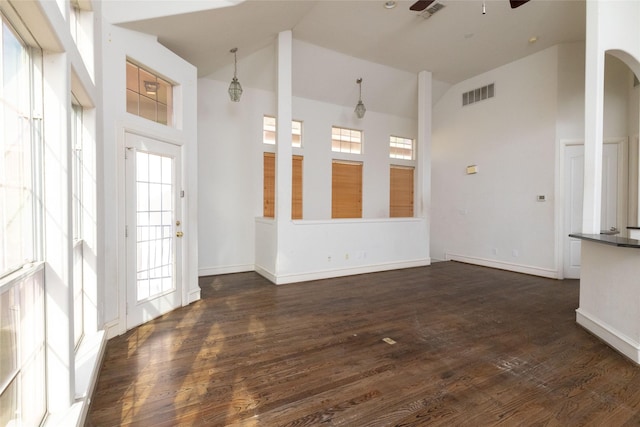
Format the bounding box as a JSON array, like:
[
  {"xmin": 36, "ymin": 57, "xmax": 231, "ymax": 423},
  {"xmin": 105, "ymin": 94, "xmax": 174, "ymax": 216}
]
[{"xmin": 115, "ymin": 0, "xmax": 586, "ymax": 84}]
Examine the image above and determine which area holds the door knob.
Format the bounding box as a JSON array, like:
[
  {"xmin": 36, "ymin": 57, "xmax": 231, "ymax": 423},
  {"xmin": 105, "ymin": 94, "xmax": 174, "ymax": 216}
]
[{"xmin": 176, "ymin": 231, "xmax": 184, "ymax": 238}]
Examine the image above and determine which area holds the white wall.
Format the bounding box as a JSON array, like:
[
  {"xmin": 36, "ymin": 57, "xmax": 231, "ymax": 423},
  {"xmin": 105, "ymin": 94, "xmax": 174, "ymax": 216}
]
[
  {"xmin": 197, "ymin": 79, "xmax": 273, "ymax": 275},
  {"xmin": 431, "ymin": 46, "xmax": 559, "ymax": 277},
  {"xmin": 101, "ymin": 24, "xmax": 199, "ymax": 337},
  {"xmin": 198, "ymin": 39, "xmax": 430, "ymax": 280},
  {"xmin": 557, "ymin": 43, "xmax": 585, "ymax": 141}
]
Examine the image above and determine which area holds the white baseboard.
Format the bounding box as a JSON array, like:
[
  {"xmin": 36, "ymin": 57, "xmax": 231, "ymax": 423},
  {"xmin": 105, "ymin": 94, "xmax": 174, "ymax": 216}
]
[
  {"xmin": 266, "ymin": 259, "xmax": 431, "ymax": 285},
  {"xmin": 576, "ymin": 308, "xmax": 640, "ymax": 364},
  {"xmin": 199, "ymin": 264, "xmax": 255, "ymax": 277},
  {"xmin": 444, "ymin": 253, "xmax": 558, "ymax": 279},
  {"xmin": 104, "ymin": 319, "xmax": 122, "ymax": 340},
  {"xmin": 187, "ymin": 288, "xmax": 201, "ymax": 304},
  {"xmin": 254, "ymin": 265, "xmax": 276, "ymax": 283}
]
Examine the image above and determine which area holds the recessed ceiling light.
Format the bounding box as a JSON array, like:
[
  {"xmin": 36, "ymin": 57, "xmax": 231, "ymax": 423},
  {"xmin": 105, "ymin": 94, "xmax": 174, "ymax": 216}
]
[
  {"xmin": 528, "ymin": 36, "xmax": 538, "ymax": 44},
  {"xmin": 384, "ymin": 1, "xmax": 397, "ymax": 9}
]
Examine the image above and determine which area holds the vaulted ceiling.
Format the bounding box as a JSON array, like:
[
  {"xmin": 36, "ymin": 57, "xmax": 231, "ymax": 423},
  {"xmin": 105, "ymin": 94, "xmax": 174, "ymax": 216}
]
[{"xmin": 114, "ymin": 0, "xmax": 585, "ymax": 84}]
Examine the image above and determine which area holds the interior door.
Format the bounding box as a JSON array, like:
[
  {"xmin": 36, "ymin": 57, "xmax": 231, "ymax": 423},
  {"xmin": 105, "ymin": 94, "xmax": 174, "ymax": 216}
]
[
  {"xmin": 563, "ymin": 143, "xmax": 620, "ymax": 279},
  {"xmin": 125, "ymin": 132, "xmax": 182, "ymax": 330}
]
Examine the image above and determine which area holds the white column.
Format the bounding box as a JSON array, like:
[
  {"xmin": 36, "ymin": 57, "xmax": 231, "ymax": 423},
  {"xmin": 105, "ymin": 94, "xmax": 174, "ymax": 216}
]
[
  {"xmin": 418, "ymin": 71, "xmax": 432, "ymax": 254},
  {"xmin": 275, "ymin": 30, "xmax": 293, "ymax": 277},
  {"xmin": 582, "ymin": 0, "xmax": 604, "ymax": 234}
]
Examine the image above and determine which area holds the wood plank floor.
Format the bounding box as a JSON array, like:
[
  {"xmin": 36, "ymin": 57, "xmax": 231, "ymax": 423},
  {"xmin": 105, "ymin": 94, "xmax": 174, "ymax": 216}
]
[{"xmin": 86, "ymin": 261, "xmax": 640, "ymax": 426}]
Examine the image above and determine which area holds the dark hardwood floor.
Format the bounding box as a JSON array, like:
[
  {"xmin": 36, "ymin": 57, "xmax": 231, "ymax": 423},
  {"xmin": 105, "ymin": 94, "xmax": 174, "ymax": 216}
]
[{"xmin": 87, "ymin": 261, "xmax": 640, "ymax": 426}]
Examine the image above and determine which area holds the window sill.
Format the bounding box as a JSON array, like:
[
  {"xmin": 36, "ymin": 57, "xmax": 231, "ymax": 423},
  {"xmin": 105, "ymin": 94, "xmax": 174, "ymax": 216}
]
[{"xmin": 44, "ymin": 330, "xmax": 106, "ymax": 427}]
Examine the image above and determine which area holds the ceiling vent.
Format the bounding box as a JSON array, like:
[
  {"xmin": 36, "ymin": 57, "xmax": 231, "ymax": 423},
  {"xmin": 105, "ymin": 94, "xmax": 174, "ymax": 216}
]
[
  {"xmin": 462, "ymin": 83, "xmax": 495, "ymax": 107},
  {"xmin": 419, "ymin": 1, "xmax": 445, "ymax": 18}
]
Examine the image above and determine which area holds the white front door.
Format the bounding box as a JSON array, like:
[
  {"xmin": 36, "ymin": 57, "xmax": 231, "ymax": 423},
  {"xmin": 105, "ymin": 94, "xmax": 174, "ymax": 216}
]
[
  {"xmin": 563, "ymin": 142, "xmax": 622, "ymax": 279},
  {"xmin": 125, "ymin": 132, "xmax": 182, "ymax": 330}
]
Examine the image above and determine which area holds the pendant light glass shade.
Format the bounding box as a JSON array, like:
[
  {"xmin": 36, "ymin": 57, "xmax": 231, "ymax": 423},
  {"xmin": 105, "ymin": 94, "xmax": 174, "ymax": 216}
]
[
  {"xmin": 355, "ymin": 78, "xmax": 366, "ymax": 118},
  {"xmin": 228, "ymin": 48, "xmax": 243, "ymax": 102}
]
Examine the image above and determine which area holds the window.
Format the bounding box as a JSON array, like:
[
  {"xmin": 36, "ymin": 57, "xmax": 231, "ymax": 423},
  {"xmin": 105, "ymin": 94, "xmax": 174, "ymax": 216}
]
[
  {"xmin": 126, "ymin": 61, "xmax": 173, "ymax": 126},
  {"xmin": 389, "ymin": 136, "xmax": 414, "ymax": 160},
  {"xmin": 332, "ymin": 126, "xmax": 362, "ymax": 154},
  {"xmin": 263, "ymin": 153, "xmax": 303, "ymax": 219},
  {"xmin": 390, "ymin": 165, "xmax": 414, "ymax": 217},
  {"xmin": 332, "ymin": 160, "xmax": 362, "ymax": 218},
  {"xmin": 71, "ymin": 102, "xmax": 84, "ymax": 347},
  {"xmin": 263, "ymin": 116, "xmax": 302, "ymax": 147},
  {"xmin": 0, "ymin": 18, "xmax": 37, "ymax": 277},
  {"xmin": 1, "ymin": 15, "xmax": 46, "ymax": 427}
]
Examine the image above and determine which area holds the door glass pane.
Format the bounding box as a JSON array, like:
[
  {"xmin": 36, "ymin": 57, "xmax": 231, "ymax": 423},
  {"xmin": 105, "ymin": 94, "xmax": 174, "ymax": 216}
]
[{"xmin": 135, "ymin": 151, "xmax": 174, "ymax": 302}]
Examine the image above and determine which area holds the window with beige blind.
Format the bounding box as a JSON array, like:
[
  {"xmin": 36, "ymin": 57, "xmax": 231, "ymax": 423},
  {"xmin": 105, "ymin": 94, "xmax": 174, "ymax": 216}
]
[
  {"xmin": 263, "ymin": 116, "xmax": 302, "ymax": 147},
  {"xmin": 263, "ymin": 153, "xmax": 303, "ymax": 219},
  {"xmin": 126, "ymin": 61, "xmax": 173, "ymax": 126},
  {"xmin": 332, "ymin": 160, "xmax": 363, "ymax": 218},
  {"xmin": 390, "ymin": 165, "xmax": 414, "ymax": 217}
]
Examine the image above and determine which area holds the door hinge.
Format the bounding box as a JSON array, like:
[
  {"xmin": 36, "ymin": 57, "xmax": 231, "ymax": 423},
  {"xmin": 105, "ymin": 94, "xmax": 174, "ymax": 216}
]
[
  {"xmin": 125, "ymin": 225, "xmax": 128, "ymax": 238},
  {"xmin": 126, "ymin": 302, "xmax": 128, "ymax": 315},
  {"xmin": 180, "ymin": 190, "xmax": 185, "ymax": 198}
]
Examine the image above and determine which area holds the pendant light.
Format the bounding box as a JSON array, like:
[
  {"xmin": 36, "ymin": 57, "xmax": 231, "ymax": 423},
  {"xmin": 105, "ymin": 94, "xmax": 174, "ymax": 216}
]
[
  {"xmin": 228, "ymin": 47, "xmax": 243, "ymax": 102},
  {"xmin": 355, "ymin": 78, "xmax": 366, "ymax": 118}
]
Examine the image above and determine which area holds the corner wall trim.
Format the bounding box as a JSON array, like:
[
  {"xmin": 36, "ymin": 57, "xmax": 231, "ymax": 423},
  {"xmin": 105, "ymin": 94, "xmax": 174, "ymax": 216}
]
[
  {"xmin": 576, "ymin": 308, "xmax": 640, "ymax": 364},
  {"xmin": 444, "ymin": 253, "xmax": 558, "ymax": 279}
]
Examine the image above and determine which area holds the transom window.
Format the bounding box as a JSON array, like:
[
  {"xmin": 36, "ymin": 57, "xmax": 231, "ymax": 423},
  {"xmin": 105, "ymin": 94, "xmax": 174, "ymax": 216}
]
[
  {"xmin": 332, "ymin": 126, "xmax": 362, "ymax": 154},
  {"xmin": 389, "ymin": 135, "xmax": 414, "ymax": 160},
  {"xmin": 126, "ymin": 61, "xmax": 173, "ymax": 126},
  {"xmin": 263, "ymin": 116, "xmax": 302, "ymax": 147}
]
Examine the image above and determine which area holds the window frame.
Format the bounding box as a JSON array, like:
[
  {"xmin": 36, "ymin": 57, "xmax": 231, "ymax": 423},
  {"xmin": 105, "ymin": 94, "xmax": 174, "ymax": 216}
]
[
  {"xmin": 125, "ymin": 59, "xmax": 174, "ymax": 126},
  {"xmin": 262, "ymin": 115, "xmax": 303, "ymax": 148},
  {"xmin": 331, "ymin": 126, "xmax": 363, "ymax": 155},
  {"xmin": 389, "ymin": 135, "xmax": 415, "ymax": 160}
]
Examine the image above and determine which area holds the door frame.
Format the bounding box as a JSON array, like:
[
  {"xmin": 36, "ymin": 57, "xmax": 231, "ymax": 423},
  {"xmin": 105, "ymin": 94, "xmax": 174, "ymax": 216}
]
[
  {"xmin": 116, "ymin": 128, "xmax": 187, "ymax": 334},
  {"xmin": 557, "ymin": 137, "xmax": 628, "ymax": 279},
  {"xmin": 124, "ymin": 132, "xmax": 183, "ymax": 330}
]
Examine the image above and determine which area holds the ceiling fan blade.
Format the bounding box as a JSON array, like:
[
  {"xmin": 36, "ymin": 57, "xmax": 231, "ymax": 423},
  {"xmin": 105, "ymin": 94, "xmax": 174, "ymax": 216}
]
[
  {"xmin": 509, "ymin": 0, "xmax": 531, "ymax": 8},
  {"xmin": 410, "ymin": 0, "xmax": 436, "ymax": 12}
]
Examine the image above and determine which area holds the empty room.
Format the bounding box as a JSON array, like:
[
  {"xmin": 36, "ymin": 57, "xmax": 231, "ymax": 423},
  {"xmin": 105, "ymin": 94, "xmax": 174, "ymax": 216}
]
[{"xmin": 1, "ymin": 0, "xmax": 640, "ymax": 426}]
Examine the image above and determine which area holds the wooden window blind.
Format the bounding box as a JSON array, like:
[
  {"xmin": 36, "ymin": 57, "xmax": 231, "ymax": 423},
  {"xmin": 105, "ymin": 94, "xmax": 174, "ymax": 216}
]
[
  {"xmin": 263, "ymin": 153, "xmax": 275, "ymax": 217},
  {"xmin": 292, "ymin": 155, "xmax": 303, "ymax": 219},
  {"xmin": 332, "ymin": 160, "xmax": 362, "ymax": 218},
  {"xmin": 263, "ymin": 153, "xmax": 303, "ymax": 219},
  {"xmin": 390, "ymin": 165, "xmax": 414, "ymax": 217}
]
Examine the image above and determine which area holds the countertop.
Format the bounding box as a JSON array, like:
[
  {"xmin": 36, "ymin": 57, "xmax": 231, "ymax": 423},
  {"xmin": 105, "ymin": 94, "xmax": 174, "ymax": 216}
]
[{"xmin": 569, "ymin": 233, "xmax": 640, "ymax": 248}]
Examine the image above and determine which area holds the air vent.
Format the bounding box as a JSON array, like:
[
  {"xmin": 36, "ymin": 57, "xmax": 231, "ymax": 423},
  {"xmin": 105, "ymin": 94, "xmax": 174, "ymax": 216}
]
[
  {"xmin": 462, "ymin": 83, "xmax": 495, "ymax": 106},
  {"xmin": 419, "ymin": 1, "xmax": 445, "ymax": 18}
]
